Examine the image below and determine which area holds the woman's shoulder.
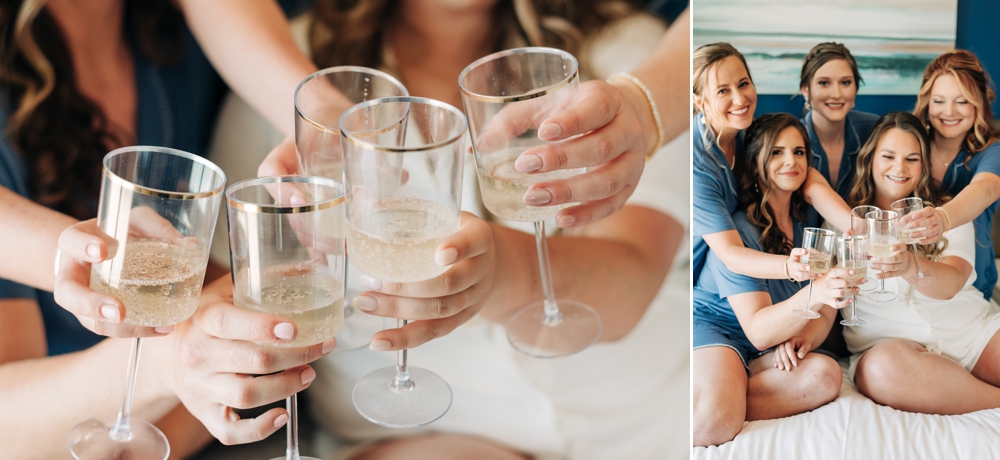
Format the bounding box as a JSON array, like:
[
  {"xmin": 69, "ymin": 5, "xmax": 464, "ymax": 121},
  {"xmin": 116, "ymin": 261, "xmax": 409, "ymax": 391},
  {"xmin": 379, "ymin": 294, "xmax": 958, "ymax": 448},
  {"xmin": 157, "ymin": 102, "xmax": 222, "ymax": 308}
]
[{"xmin": 585, "ymin": 14, "xmax": 667, "ymax": 79}]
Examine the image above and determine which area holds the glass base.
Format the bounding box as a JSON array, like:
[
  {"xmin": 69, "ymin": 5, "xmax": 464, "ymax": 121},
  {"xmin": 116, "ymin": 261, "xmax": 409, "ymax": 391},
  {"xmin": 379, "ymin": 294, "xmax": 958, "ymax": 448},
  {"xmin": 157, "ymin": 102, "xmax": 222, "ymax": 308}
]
[
  {"xmin": 841, "ymin": 317, "xmax": 869, "ymax": 326},
  {"xmin": 68, "ymin": 414, "xmax": 168, "ymax": 460},
  {"xmin": 915, "ymin": 274, "xmax": 936, "ymax": 286},
  {"xmin": 869, "ymin": 290, "xmax": 897, "ymax": 302},
  {"xmin": 270, "ymin": 456, "xmax": 320, "ymax": 460},
  {"xmin": 507, "ymin": 300, "xmax": 602, "ymax": 358},
  {"xmin": 791, "ymin": 308, "xmax": 822, "ymax": 319},
  {"xmin": 336, "ymin": 288, "xmax": 389, "ymax": 351},
  {"xmin": 859, "ymin": 277, "xmax": 877, "ymax": 292},
  {"xmin": 352, "ymin": 366, "xmax": 452, "ymax": 428}
]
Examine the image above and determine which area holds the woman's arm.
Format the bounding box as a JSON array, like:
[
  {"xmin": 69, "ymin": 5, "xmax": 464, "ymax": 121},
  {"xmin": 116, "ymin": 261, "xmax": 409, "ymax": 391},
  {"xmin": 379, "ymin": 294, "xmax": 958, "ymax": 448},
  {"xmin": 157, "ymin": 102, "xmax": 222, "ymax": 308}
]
[
  {"xmin": 0, "ymin": 186, "xmax": 76, "ymax": 291},
  {"xmin": 803, "ymin": 168, "xmax": 851, "ymax": 233},
  {"xmin": 176, "ymin": 0, "xmax": 317, "ymax": 135},
  {"xmin": 906, "ymin": 171, "xmax": 1000, "ymax": 244},
  {"xmin": 702, "ymin": 230, "xmax": 812, "ymax": 281},
  {"xmin": 873, "ymin": 243, "xmax": 973, "ymax": 301}
]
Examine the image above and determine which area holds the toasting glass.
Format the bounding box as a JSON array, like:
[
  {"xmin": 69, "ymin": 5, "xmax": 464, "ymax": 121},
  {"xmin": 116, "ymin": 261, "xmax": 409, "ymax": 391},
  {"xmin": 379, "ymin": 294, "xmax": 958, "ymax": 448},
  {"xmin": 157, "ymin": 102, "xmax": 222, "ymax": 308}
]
[
  {"xmin": 341, "ymin": 97, "xmax": 466, "ymax": 428},
  {"xmin": 458, "ymin": 47, "xmax": 602, "ymax": 358},
  {"xmin": 837, "ymin": 235, "xmax": 869, "ymax": 326},
  {"xmin": 792, "ymin": 227, "xmax": 836, "ymax": 319},
  {"xmin": 851, "ymin": 205, "xmax": 880, "ymax": 291},
  {"xmin": 890, "ymin": 197, "xmax": 935, "ymax": 286},
  {"xmin": 295, "ymin": 67, "xmax": 408, "ymax": 350},
  {"xmin": 67, "ymin": 146, "xmax": 226, "ymax": 460},
  {"xmin": 866, "ymin": 210, "xmax": 899, "ymax": 302},
  {"xmin": 227, "ymin": 176, "xmax": 347, "ymax": 460}
]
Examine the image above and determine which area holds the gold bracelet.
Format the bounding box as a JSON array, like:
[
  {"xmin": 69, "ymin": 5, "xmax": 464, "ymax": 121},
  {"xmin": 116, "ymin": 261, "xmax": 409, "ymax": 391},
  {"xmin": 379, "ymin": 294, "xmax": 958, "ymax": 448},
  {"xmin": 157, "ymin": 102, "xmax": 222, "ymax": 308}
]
[
  {"xmin": 783, "ymin": 258, "xmax": 795, "ymax": 282},
  {"xmin": 938, "ymin": 206, "xmax": 952, "ymax": 233},
  {"xmin": 607, "ymin": 72, "xmax": 664, "ymax": 161}
]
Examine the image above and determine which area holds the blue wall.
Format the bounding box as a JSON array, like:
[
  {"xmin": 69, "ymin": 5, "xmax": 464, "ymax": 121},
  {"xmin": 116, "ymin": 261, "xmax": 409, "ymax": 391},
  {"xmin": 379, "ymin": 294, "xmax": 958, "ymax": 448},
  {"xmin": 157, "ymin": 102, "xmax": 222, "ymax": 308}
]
[{"xmin": 757, "ymin": 0, "xmax": 1000, "ymax": 118}]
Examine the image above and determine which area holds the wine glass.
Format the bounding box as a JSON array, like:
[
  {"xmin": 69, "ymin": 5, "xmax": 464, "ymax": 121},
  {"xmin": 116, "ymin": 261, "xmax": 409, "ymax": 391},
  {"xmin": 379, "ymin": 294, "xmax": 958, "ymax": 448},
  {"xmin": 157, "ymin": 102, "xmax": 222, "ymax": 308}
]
[
  {"xmin": 792, "ymin": 228, "xmax": 836, "ymax": 319},
  {"xmin": 67, "ymin": 147, "xmax": 226, "ymax": 459},
  {"xmin": 890, "ymin": 197, "xmax": 935, "ymax": 286},
  {"xmin": 866, "ymin": 210, "xmax": 899, "ymax": 302},
  {"xmin": 458, "ymin": 47, "xmax": 602, "ymax": 358},
  {"xmin": 851, "ymin": 205, "xmax": 880, "ymax": 291},
  {"xmin": 836, "ymin": 235, "xmax": 869, "ymax": 326},
  {"xmin": 226, "ymin": 176, "xmax": 347, "ymax": 460},
  {"xmin": 340, "ymin": 96, "xmax": 466, "ymax": 427},
  {"xmin": 295, "ymin": 67, "xmax": 408, "ymax": 350}
]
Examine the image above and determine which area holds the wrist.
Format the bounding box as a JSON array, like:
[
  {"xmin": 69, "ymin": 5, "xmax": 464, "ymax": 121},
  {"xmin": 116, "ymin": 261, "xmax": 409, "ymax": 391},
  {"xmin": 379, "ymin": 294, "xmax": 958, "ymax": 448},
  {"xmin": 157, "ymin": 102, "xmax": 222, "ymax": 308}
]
[{"xmin": 608, "ymin": 78, "xmax": 659, "ymax": 157}]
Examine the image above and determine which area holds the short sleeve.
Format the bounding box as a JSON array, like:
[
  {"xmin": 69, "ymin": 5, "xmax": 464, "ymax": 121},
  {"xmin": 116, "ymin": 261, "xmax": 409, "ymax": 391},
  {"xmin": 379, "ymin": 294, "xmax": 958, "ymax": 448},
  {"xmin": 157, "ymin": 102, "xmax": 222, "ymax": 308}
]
[
  {"xmin": 940, "ymin": 221, "xmax": 977, "ymax": 272},
  {"xmin": 692, "ymin": 164, "xmax": 737, "ymax": 237},
  {"xmin": 971, "ymin": 143, "xmax": 1000, "ymax": 179}
]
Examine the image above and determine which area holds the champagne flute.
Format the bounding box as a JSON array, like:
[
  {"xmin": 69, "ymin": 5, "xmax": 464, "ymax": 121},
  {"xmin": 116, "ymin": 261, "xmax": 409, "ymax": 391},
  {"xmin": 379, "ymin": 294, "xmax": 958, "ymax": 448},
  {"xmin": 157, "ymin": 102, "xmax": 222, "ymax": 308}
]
[
  {"xmin": 227, "ymin": 176, "xmax": 347, "ymax": 460},
  {"xmin": 295, "ymin": 67, "xmax": 408, "ymax": 350},
  {"xmin": 837, "ymin": 235, "xmax": 869, "ymax": 326},
  {"xmin": 458, "ymin": 47, "xmax": 602, "ymax": 358},
  {"xmin": 890, "ymin": 197, "xmax": 935, "ymax": 286},
  {"xmin": 341, "ymin": 96, "xmax": 466, "ymax": 428},
  {"xmin": 68, "ymin": 146, "xmax": 226, "ymax": 460},
  {"xmin": 851, "ymin": 205, "xmax": 880, "ymax": 291},
  {"xmin": 866, "ymin": 210, "xmax": 899, "ymax": 302},
  {"xmin": 792, "ymin": 228, "xmax": 836, "ymax": 319}
]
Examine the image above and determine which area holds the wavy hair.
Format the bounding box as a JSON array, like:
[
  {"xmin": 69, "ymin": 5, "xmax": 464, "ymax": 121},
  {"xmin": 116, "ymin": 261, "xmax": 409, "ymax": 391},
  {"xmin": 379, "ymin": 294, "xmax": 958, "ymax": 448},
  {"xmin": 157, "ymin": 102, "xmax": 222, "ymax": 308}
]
[
  {"xmin": 0, "ymin": 0, "xmax": 184, "ymax": 220},
  {"xmin": 734, "ymin": 113, "xmax": 811, "ymax": 255},
  {"xmin": 848, "ymin": 111, "xmax": 950, "ymax": 259},
  {"xmin": 913, "ymin": 49, "xmax": 999, "ymax": 169}
]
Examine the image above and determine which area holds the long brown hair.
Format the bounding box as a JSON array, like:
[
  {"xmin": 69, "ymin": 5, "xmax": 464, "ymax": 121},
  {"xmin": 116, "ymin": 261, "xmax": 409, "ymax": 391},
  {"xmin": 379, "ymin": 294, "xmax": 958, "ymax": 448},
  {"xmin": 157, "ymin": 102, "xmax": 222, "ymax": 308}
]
[
  {"xmin": 0, "ymin": 0, "xmax": 184, "ymax": 220},
  {"xmin": 799, "ymin": 42, "xmax": 862, "ymax": 116},
  {"xmin": 848, "ymin": 111, "xmax": 949, "ymax": 259},
  {"xmin": 734, "ymin": 113, "xmax": 811, "ymax": 255},
  {"xmin": 308, "ymin": 0, "xmax": 639, "ymax": 79},
  {"xmin": 913, "ymin": 50, "xmax": 999, "ymax": 169}
]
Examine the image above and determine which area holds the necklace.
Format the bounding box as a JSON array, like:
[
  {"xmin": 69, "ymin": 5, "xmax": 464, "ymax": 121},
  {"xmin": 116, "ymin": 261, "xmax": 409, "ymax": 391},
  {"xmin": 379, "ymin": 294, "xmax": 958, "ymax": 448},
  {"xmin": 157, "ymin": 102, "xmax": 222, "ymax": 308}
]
[{"xmin": 934, "ymin": 152, "xmax": 954, "ymax": 167}]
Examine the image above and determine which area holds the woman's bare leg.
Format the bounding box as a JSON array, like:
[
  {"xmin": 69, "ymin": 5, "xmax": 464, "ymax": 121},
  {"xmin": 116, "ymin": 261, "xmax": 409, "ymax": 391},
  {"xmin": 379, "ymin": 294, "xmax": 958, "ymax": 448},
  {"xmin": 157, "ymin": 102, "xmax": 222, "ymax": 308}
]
[
  {"xmin": 745, "ymin": 352, "xmax": 841, "ymax": 421},
  {"xmin": 857, "ymin": 338, "xmax": 1000, "ymax": 414},
  {"xmin": 972, "ymin": 329, "xmax": 1000, "ymax": 386},
  {"xmin": 349, "ymin": 434, "xmax": 528, "ymax": 460},
  {"xmin": 692, "ymin": 347, "xmax": 748, "ymax": 447}
]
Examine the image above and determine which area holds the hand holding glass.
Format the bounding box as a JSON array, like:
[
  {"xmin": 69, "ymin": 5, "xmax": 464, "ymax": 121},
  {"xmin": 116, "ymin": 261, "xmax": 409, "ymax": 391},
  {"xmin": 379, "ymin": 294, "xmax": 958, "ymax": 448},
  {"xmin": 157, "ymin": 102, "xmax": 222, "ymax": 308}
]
[
  {"xmin": 890, "ymin": 197, "xmax": 935, "ymax": 286},
  {"xmin": 851, "ymin": 205, "xmax": 879, "ymax": 291},
  {"xmin": 837, "ymin": 235, "xmax": 869, "ymax": 326},
  {"xmin": 866, "ymin": 210, "xmax": 899, "ymax": 302},
  {"xmin": 792, "ymin": 228, "xmax": 836, "ymax": 319}
]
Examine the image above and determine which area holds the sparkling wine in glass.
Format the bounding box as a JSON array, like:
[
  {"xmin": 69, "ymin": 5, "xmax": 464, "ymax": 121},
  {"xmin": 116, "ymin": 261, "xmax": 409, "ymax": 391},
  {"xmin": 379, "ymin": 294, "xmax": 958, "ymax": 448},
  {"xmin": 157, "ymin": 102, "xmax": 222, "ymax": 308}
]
[
  {"xmin": 890, "ymin": 197, "xmax": 935, "ymax": 286},
  {"xmin": 294, "ymin": 67, "xmax": 408, "ymax": 350},
  {"xmin": 227, "ymin": 175, "xmax": 347, "ymax": 460},
  {"xmin": 67, "ymin": 146, "xmax": 226, "ymax": 460},
  {"xmin": 866, "ymin": 210, "xmax": 899, "ymax": 302},
  {"xmin": 837, "ymin": 235, "xmax": 869, "ymax": 326},
  {"xmin": 341, "ymin": 96, "xmax": 466, "ymax": 428},
  {"xmin": 792, "ymin": 227, "xmax": 836, "ymax": 319},
  {"xmin": 459, "ymin": 47, "xmax": 602, "ymax": 358},
  {"xmin": 851, "ymin": 205, "xmax": 880, "ymax": 291}
]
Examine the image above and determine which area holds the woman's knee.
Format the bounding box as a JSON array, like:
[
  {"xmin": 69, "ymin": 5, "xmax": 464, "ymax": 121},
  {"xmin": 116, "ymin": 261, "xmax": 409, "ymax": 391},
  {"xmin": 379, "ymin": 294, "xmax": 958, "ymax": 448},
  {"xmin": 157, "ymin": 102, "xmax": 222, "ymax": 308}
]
[
  {"xmin": 785, "ymin": 354, "xmax": 842, "ymax": 405},
  {"xmin": 855, "ymin": 339, "xmax": 920, "ymax": 398}
]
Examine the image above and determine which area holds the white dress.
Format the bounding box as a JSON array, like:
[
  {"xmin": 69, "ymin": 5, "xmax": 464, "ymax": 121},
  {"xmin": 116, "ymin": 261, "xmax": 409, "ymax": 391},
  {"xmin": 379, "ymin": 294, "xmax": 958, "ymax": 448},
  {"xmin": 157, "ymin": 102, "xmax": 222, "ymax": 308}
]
[{"xmin": 845, "ymin": 221, "xmax": 1000, "ymax": 379}]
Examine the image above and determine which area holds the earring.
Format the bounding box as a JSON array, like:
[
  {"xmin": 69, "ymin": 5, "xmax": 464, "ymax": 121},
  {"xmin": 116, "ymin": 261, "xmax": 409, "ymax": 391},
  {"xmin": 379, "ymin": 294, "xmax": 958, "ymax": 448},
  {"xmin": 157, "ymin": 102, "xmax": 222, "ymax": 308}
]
[{"xmin": 804, "ymin": 97, "xmax": 811, "ymax": 112}]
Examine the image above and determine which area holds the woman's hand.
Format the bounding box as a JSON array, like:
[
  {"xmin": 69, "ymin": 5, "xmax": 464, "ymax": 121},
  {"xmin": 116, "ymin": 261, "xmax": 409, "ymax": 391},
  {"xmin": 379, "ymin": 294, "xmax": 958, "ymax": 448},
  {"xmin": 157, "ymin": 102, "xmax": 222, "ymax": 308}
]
[
  {"xmin": 810, "ymin": 266, "xmax": 860, "ymax": 310},
  {"xmin": 170, "ymin": 276, "xmax": 336, "ymax": 445},
  {"xmin": 351, "ymin": 212, "xmax": 495, "ymax": 351},
  {"xmin": 258, "ymin": 135, "xmax": 300, "ymax": 177},
  {"xmin": 787, "ymin": 248, "xmax": 821, "ymax": 281},
  {"xmin": 898, "ymin": 206, "xmax": 946, "ymax": 245},
  {"xmin": 772, "ymin": 336, "xmax": 813, "ymax": 371},
  {"xmin": 870, "ymin": 243, "xmax": 911, "ymax": 280}
]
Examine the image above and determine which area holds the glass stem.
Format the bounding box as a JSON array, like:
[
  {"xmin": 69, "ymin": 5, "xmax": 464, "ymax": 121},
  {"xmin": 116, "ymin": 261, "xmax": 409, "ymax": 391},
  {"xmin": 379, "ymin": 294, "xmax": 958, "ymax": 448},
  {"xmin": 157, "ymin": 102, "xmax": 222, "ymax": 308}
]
[
  {"xmin": 851, "ymin": 293, "xmax": 858, "ymax": 320},
  {"xmin": 343, "ymin": 255, "xmax": 354, "ymax": 318},
  {"xmin": 391, "ymin": 319, "xmax": 414, "ymax": 392},
  {"xmin": 533, "ymin": 221, "xmax": 562, "ymax": 326},
  {"xmin": 880, "ymin": 270, "xmax": 887, "ymax": 292},
  {"xmin": 110, "ymin": 337, "xmax": 142, "ymax": 442},
  {"xmin": 285, "ymin": 394, "xmax": 301, "ymax": 460},
  {"xmin": 911, "ymin": 244, "xmax": 925, "ymax": 277},
  {"xmin": 804, "ymin": 281, "xmax": 814, "ymax": 314}
]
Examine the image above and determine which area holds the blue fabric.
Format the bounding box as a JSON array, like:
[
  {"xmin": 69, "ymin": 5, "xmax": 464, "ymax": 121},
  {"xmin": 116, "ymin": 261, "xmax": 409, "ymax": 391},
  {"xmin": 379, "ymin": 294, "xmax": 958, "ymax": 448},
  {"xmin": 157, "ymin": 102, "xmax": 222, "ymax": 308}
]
[
  {"xmin": 801, "ymin": 110, "xmax": 880, "ymax": 201},
  {"xmin": 693, "ymin": 211, "xmax": 815, "ymax": 369},
  {"xmin": 692, "ymin": 112, "xmax": 743, "ymax": 281},
  {"xmin": 0, "ymin": 26, "xmax": 225, "ymax": 356},
  {"xmin": 940, "ymin": 142, "xmax": 1000, "ymax": 300}
]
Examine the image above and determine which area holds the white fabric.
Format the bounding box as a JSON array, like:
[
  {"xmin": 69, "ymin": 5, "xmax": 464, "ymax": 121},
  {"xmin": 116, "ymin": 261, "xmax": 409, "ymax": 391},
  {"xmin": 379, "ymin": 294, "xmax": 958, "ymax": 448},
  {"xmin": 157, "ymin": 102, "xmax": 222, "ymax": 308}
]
[
  {"xmin": 846, "ymin": 222, "xmax": 1000, "ymax": 373},
  {"xmin": 692, "ymin": 362, "xmax": 1000, "ymax": 460}
]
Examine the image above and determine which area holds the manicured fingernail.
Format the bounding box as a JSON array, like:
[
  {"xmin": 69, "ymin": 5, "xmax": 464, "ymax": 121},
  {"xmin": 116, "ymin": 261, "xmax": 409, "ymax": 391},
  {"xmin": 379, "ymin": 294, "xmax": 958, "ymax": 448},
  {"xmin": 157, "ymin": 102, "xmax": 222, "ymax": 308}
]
[
  {"xmin": 290, "ymin": 194, "xmax": 307, "ymax": 206},
  {"xmin": 322, "ymin": 338, "xmax": 337, "ymax": 354},
  {"xmin": 300, "ymin": 367, "xmax": 316, "ymax": 385},
  {"xmin": 538, "ymin": 122, "xmax": 561, "ymax": 140},
  {"xmin": 370, "ymin": 339, "xmax": 392, "ymax": 351},
  {"xmin": 86, "ymin": 244, "xmax": 101, "ymax": 259},
  {"xmin": 556, "ymin": 215, "xmax": 576, "ymax": 228},
  {"xmin": 154, "ymin": 326, "xmax": 174, "ymax": 334},
  {"xmin": 849, "ymin": 270, "xmax": 855, "ymax": 275},
  {"xmin": 274, "ymin": 322, "xmax": 295, "ymax": 340},
  {"xmin": 274, "ymin": 414, "xmax": 289, "ymax": 428},
  {"xmin": 352, "ymin": 295, "xmax": 377, "ymax": 312},
  {"xmin": 515, "ymin": 154, "xmax": 543, "ymax": 173},
  {"xmin": 101, "ymin": 304, "xmax": 121, "ymax": 322},
  {"xmin": 523, "ymin": 189, "xmax": 552, "ymax": 206},
  {"xmin": 435, "ymin": 247, "xmax": 458, "ymax": 266},
  {"xmin": 360, "ymin": 275, "xmax": 382, "ymax": 290}
]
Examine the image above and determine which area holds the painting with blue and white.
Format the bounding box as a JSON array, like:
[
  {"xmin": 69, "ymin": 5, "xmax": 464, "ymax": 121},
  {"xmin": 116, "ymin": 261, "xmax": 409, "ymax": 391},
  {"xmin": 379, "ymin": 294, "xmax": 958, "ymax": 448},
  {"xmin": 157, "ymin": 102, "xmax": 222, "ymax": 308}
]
[{"xmin": 693, "ymin": 0, "xmax": 957, "ymax": 95}]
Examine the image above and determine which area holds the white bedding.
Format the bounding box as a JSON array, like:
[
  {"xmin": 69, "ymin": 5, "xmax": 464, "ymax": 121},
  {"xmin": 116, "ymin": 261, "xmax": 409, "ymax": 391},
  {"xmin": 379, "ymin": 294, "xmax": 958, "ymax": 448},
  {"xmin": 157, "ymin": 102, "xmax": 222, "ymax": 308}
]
[{"xmin": 693, "ymin": 362, "xmax": 1000, "ymax": 460}]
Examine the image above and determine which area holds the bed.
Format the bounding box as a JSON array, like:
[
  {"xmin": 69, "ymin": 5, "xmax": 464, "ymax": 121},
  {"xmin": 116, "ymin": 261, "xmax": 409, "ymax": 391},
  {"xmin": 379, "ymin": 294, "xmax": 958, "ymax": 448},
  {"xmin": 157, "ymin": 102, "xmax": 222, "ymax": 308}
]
[{"xmin": 693, "ymin": 360, "xmax": 1000, "ymax": 460}]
